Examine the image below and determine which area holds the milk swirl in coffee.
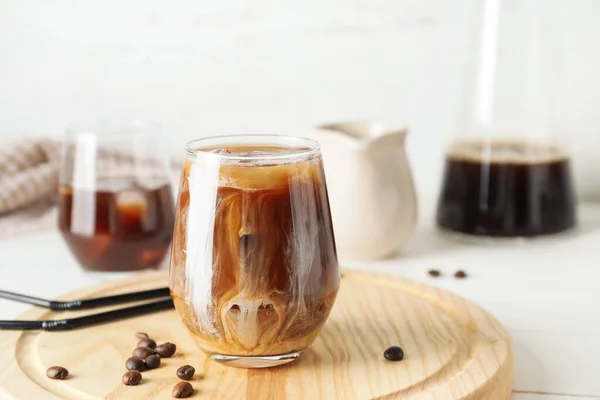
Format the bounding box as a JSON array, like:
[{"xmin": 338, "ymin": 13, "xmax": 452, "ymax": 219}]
[
  {"xmin": 436, "ymin": 139, "xmax": 576, "ymax": 237},
  {"xmin": 170, "ymin": 144, "xmax": 339, "ymax": 358}
]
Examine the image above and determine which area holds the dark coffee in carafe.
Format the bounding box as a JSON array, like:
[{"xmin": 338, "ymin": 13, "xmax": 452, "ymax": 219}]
[{"xmin": 436, "ymin": 140, "xmax": 576, "ymax": 238}]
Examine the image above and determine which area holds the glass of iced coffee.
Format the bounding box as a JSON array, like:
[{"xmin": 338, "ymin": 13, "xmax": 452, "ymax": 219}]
[
  {"xmin": 58, "ymin": 119, "xmax": 175, "ymax": 272},
  {"xmin": 169, "ymin": 135, "xmax": 340, "ymax": 368}
]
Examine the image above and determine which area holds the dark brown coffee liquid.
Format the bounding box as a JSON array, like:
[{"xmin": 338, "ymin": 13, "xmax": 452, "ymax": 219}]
[
  {"xmin": 436, "ymin": 140, "xmax": 576, "ymax": 237},
  {"xmin": 58, "ymin": 178, "xmax": 175, "ymax": 271}
]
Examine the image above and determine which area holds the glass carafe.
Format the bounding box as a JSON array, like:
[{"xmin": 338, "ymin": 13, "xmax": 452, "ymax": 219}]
[{"xmin": 436, "ymin": 0, "xmax": 577, "ymax": 240}]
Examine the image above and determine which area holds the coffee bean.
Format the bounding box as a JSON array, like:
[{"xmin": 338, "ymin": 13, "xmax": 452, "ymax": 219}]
[
  {"xmin": 176, "ymin": 365, "xmax": 195, "ymax": 380},
  {"xmin": 122, "ymin": 371, "xmax": 142, "ymax": 386},
  {"xmin": 132, "ymin": 346, "xmax": 156, "ymax": 359},
  {"xmin": 138, "ymin": 338, "xmax": 157, "ymax": 349},
  {"xmin": 125, "ymin": 357, "xmax": 146, "ymax": 372},
  {"xmin": 155, "ymin": 342, "xmax": 176, "ymax": 358},
  {"xmin": 135, "ymin": 332, "xmax": 149, "ymax": 339},
  {"xmin": 46, "ymin": 366, "xmax": 69, "ymax": 380},
  {"xmin": 145, "ymin": 355, "xmax": 161, "ymax": 369},
  {"xmin": 383, "ymin": 346, "xmax": 404, "ymax": 361},
  {"xmin": 428, "ymin": 269, "xmax": 441, "ymax": 277},
  {"xmin": 172, "ymin": 381, "xmax": 194, "ymax": 398},
  {"xmin": 454, "ymin": 270, "xmax": 468, "ymax": 279}
]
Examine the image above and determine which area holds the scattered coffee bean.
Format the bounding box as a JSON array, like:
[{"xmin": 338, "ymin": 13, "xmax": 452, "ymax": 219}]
[
  {"xmin": 428, "ymin": 269, "xmax": 441, "ymax": 277},
  {"xmin": 176, "ymin": 365, "xmax": 195, "ymax": 380},
  {"xmin": 132, "ymin": 346, "xmax": 156, "ymax": 359},
  {"xmin": 145, "ymin": 355, "xmax": 161, "ymax": 369},
  {"xmin": 383, "ymin": 346, "xmax": 404, "ymax": 361},
  {"xmin": 122, "ymin": 371, "xmax": 142, "ymax": 386},
  {"xmin": 125, "ymin": 357, "xmax": 146, "ymax": 372},
  {"xmin": 138, "ymin": 338, "xmax": 157, "ymax": 349},
  {"xmin": 46, "ymin": 366, "xmax": 69, "ymax": 380},
  {"xmin": 172, "ymin": 381, "xmax": 194, "ymax": 398},
  {"xmin": 454, "ymin": 270, "xmax": 468, "ymax": 279},
  {"xmin": 155, "ymin": 342, "xmax": 177, "ymax": 358},
  {"xmin": 135, "ymin": 332, "xmax": 149, "ymax": 339}
]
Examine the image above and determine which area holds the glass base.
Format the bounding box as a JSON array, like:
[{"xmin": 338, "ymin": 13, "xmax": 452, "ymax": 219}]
[
  {"xmin": 209, "ymin": 351, "xmax": 303, "ymax": 368},
  {"xmin": 437, "ymin": 225, "xmax": 579, "ymax": 245}
]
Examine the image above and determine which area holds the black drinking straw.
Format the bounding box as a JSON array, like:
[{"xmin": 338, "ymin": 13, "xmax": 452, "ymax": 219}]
[
  {"xmin": 0, "ymin": 298, "xmax": 174, "ymax": 331},
  {"xmin": 0, "ymin": 287, "xmax": 170, "ymax": 310}
]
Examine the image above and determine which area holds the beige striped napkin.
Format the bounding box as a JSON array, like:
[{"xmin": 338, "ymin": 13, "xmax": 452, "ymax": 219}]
[
  {"xmin": 0, "ymin": 138, "xmax": 61, "ymax": 215},
  {"xmin": 0, "ymin": 138, "xmax": 61, "ymax": 238}
]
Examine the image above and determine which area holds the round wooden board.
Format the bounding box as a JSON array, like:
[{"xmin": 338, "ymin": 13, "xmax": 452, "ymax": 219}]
[{"xmin": 0, "ymin": 271, "xmax": 513, "ymax": 400}]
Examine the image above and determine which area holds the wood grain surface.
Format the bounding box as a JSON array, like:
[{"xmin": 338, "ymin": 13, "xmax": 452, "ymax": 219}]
[{"xmin": 0, "ymin": 271, "xmax": 513, "ymax": 399}]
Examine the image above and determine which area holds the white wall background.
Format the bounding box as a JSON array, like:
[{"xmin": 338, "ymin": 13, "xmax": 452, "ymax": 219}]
[{"xmin": 0, "ymin": 0, "xmax": 599, "ymax": 200}]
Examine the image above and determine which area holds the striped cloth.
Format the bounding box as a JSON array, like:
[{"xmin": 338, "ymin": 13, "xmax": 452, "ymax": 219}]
[
  {"xmin": 0, "ymin": 138, "xmax": 61, "ymax": 215},
  {"xmin": 0, "ymin": 197, "xmax": 58, "ymax": 239},
  {"xmin": 0, "ymin": 139, "xmax": 61, "ymax": 238}
]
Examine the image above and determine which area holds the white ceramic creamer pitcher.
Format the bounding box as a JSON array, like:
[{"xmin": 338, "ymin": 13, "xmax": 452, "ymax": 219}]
[{"xmin": 311, "ymin": 122, "xmax": 417, "ymax": 261}]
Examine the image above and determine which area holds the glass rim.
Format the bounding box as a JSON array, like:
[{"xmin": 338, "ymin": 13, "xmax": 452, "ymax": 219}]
[
  {"xmin": 185, "ymin": 134, "xmax": 321, "ymax": 161},
  {"xmin": 65, "ymin": 118, "xmax": 161, "ymax": 137}
]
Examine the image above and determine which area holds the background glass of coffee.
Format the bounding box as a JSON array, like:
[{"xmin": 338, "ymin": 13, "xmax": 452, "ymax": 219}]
[
  {"xmin": 169, "ymin": 135, "xmax": 340, "ymax": 368},
  {"xmin": 58, "ymin": 119, "xmax": 175, "ymax": 271},
  {"xmin": 436, "ymin": 0, "xmax": 576, "ymax": 240}
]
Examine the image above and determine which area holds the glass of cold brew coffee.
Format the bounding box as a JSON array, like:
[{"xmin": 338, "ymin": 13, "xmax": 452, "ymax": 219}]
[
  {"xmin": 436, "ymin": 0, "xmax": 576, "ymax": 241},
  {"xmin": 169, "ymin": 135, "xmax": 340, "ymax": 368},
  {"xmin": 58, "ymin": 119, "xmax": 176, "ymax": 271}
]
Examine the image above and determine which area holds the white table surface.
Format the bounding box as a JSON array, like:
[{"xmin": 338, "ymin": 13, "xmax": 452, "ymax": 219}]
[{"xmin": 1, "ymin": 201, "xmax": 600, "ymax": 400}]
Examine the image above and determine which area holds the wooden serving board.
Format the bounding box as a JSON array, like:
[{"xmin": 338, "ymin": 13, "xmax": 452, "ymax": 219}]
[{"xmin": 0, "ymin": 271, "xmax": 513, "ymax": 400}]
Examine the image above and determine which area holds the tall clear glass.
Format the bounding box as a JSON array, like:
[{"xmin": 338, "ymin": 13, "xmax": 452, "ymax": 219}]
[
  {"xmin": 58, "ymin": 119, "xmax": 175, "ymax": 271},
  {"xmin": 436, "ymin": 0, "xmax": 576, "ymax": 240},
  {"xmin": 169, "ymin": 135, "xmax": 340, "ymax": 368}
]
